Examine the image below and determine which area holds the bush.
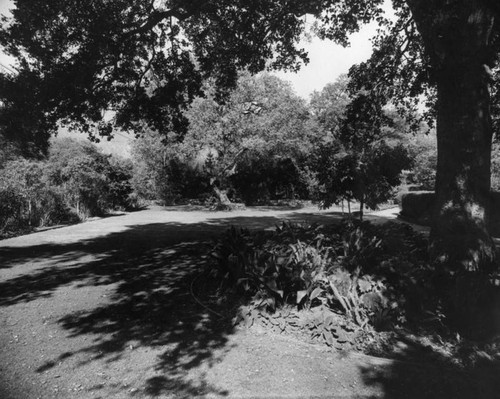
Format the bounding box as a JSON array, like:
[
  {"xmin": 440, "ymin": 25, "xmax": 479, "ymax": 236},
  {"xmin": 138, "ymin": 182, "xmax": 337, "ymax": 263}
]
[
  {"xmin": 207, "ymin": 220, "xmax": 434, "ymax": 345},
  {"xmin": 0, "ymin": 138, "xmax": 134, "ymax": 237},
  {"xmin": 34, "ymin": 188, "xmax": 74, "ymax": 227},
  {"xmin": 0, "ymin": 187, "xmax": 23, "ymax": 233},
  {"xmin": 399, "ymin": 191, "xmax": 435, "ymax": 224},
  {"xmin": 105, "ymin": 157, "xmax": 134, "ymax": 210},
  {"xmin": 46, "ymin": 138, "xmax": 135, "ymax": 218},
  {"xmin": 231, "ymin": 154, "xmax": 308, "ymax": 205}
]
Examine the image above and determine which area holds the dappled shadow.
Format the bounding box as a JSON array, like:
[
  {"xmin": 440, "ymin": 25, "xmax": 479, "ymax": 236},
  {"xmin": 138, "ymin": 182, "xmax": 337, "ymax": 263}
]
[
  {"xmin": 51, "ymin": 240, "xmax": 234, "ymax": 398},
  {"xmin": 0, "ymin": 207, "xmax": 411, "ymax": 398},
  {"xmin": 0, "ymin": 218, "xmax": 243, "ymax": 397},
  {"xmin": 0, "ymin": 209, "xmax": 351, "ymax": 398},
  {"xmin": 203, "ymin": 210, "xmax": 349, "ymax": 230},
  {"xmin": 358, "ymin": 336, "xmax": 500, "ymax": 398},
  {"xmin": 0, "ymin": 209, "xmax": 349, "ymax": 271},
  {"xmin": 0, "ymin": 221, "xmax": 230, "ymax": 301},
  {"xmin": 352, "ymin": 219, "xmax": 500, "ymax": 398}
]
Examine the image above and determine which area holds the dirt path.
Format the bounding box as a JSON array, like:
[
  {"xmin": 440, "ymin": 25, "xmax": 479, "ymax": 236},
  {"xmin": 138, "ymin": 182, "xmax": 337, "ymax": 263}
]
[{"xmin": 0, "ymin": 206, "xmax": 492, "ymax": 398}]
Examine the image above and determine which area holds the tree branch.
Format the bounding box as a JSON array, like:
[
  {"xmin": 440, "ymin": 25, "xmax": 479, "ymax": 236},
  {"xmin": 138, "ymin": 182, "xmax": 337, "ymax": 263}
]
[
  {"xmin": 135, "ymin": 45, "xmax": 156, "ymax": 92},
  {"xmin": 126, "ymin": 8, "xmax": 190, "ymax": 37}
]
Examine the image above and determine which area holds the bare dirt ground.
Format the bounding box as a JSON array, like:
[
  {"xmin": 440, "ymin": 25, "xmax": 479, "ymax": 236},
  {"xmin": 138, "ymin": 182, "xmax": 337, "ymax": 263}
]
[{"xmin": 0, "ymin": 206, "xmax": 496, "ymax": 398}]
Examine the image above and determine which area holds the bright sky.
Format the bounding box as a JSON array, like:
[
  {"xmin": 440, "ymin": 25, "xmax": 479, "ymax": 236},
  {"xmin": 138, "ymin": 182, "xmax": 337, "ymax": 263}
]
[
  {"xmin": 274, "ymin": 23, "xmax": 379, "ymax": 100},
  {"xmin": 0, "ymin": 0, "xmax": 10, "ymax": 19},
  {"xmin": 0, "ymin": 0, "xmax": 14, "ymax": 68}
]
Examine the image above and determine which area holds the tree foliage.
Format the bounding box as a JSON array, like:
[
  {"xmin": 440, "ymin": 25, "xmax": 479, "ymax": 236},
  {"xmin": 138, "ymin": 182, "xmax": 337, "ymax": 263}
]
[
  {"xmin": 2, "ymin": 0, "xmax": 500, "ymax": 272},
  {"xmin": 130, "ymin": 128, "xmax": 210, "ymax": 204},
  {"xmin": 309, "ymin": 74, "xmax": 350, "ymax": 137},
  {"xmin": 130, "ymin": 73, "xmax": 316, "ymax": 205},
  {"xmin": 315, "ymin": 93, "xmax": 412, "ymax": 218},
  {"xmin": 231, "ymin": 153, "xmax": 308, "ymax": 205},
  {"xmin": 407, "ymin": 130, "xmax": 437, "ymax": 191},
  {"xmin": 184, "ymin": 72, "xmax": 313, "ymax": 157},
  {"xmin": 182, "ymin": 72, "xmax": 315, "ymax": 204},
  {"xmin": 0, "ymin": 137, "xmax": 134, "ymax": 236},
  {"xmin": 0, "ymin": 0, "xmax": 318, "ymax": 155}
]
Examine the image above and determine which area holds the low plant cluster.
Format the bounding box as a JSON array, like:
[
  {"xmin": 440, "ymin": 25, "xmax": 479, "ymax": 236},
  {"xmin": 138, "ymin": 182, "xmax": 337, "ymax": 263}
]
[{"xmin": 207, "ymin": 220, "xmax": 445, "ymax": 348}]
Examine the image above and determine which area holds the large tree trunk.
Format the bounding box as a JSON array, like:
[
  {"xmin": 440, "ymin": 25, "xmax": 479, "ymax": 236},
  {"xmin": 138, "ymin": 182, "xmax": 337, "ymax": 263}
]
[
  {"xmin": 209, "ymin": 176, "xmax": 235, "ymax": 209},
  {"xmin": 432, "ymin": 59, "xmax": 495, "ymax": 272},
  {"xmin": 408, "ymin": 1, "xmax": 497, "ymax": 272}
]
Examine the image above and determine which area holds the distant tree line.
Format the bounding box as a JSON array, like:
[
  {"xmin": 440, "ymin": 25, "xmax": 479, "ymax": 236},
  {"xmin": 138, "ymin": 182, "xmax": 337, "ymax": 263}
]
[
  {"xmin": 130, "ymin": 72, "xmax": 425, "ymax": 214},
  {"xmin": 1, "ymin": 72, "xmax": 442, "ymax": 237}
]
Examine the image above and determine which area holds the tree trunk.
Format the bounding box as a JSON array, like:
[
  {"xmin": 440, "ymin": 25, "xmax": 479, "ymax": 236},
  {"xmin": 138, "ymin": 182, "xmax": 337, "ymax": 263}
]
[
  {"xmin": 359, "ymin": 195, "xmax": 364, "ymax": 221},
  {"xmin": 28, "ymin": 199, "xmax": 32, "ymax": 227},
  {"xmin": 431, "ymin": 60, "xmax": 495, "ymax": 272},
  {"xmin": 408, "ymin": 1, "xmax": 497, "ymax": 272},
  {"xmin": 212, "ymin": 184, "xmax": 232, "ymax": 206},
  {"xmin": 210, "ymin": 176, "xmax": 232, "ymax": 206}
]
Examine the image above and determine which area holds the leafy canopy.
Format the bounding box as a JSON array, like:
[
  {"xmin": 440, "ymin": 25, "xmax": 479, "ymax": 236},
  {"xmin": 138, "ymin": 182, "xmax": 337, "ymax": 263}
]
[
  {"xmin": 183, "ymin": 72, "xmax": 313, "ymax": 161},
  {"xmin": 0, "ymin": 0, "xmax": 391, "ymax": 155},
  {"xmin": 3, "ymin": 0, "xmax": 500, "ymax": 152}
]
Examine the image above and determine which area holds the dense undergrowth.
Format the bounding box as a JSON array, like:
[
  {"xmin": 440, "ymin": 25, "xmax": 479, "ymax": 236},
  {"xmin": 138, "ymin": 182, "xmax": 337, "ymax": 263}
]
[
  {"xmin": 0, "ymin": 138, "xmax": 138, "ymax": 239},
  {"xmin": 199, "ymin": 220, "xmax": 500, "ymax": 364}
]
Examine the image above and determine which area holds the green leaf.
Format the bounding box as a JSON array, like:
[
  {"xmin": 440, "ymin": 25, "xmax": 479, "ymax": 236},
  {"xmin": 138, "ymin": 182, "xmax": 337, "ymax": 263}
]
[
  {"xmin": 323, "ymin": 330, "xmax": 335, "ymax": 346},
  {"xmin": 357, "ymin": 278, "xmax": 373, "ymax": 293},
  {"xmin": 296, "ymin": 290, "xmax": 307, "ymax": 304},
  {"xmin": 275, "ymin": 256, "xmax": 288, "ymax": 266},
  {"xmin": 310, "ymin": 287, "xmax": 323, "ymax": 301},
  {"xmin": 337, "ymin": 329, "xmax": 350, "ymax": 343},
  {"xmin": 243, "ymin": 313, "xmax": 253, "ymax": 328},
  {"xmin": 324, "ymin": 314, "xmax": 335, "ymax": 327},
  {"xmin": 266, "ymin": 297, "xmax": 276, "ymax": 311}
]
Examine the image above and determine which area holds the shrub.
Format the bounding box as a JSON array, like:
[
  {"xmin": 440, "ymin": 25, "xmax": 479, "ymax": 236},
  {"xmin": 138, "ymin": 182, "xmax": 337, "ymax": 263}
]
[
  {"xmin": 105, "ymin": 157, "xmax": 134, "ymax": 210},
  {"xmin": 46, "ymin": 138, "xmax": 134, "ymax": 218},
  {"xmin": 399, "ymin": 191, "xmax": 435, "ymax": 224},
  {"xmin": 0, "ymin": 139, "xmax": 134, "ymax": 237},
  {"xmin": 0, "ymin": 187, "xmax": 23, "ymax": 233},
  {"xmin": 231, "ymin": 154, "xmax": 308, "ymax": 205},
  {"xmin": 36, "ymin": 188, "xmax": 77, "ymax": 226},
  {"xmin": 207, "ymin": 220, "xmax": 433, "ymax": 343}
]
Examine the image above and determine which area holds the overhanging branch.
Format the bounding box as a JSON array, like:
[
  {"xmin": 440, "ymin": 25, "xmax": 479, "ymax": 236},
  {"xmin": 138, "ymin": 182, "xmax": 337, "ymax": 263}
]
[{"xmin": 126, "ymin": 8, "xmax": 190, "ymax": 37}]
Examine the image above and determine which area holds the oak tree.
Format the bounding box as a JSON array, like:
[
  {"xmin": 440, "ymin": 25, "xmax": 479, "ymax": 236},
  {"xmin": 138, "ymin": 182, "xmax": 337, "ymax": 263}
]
[
  {"xmin": 1, "ymin": 0, "xmax": 500, "ymax": 272},
  {"xmin": 309, "ymin": 74, "xmax": 350, "ymax": 138},
  {"xmin": 182, "ymin": 72, "xmax": 313, "ymax": 205}
]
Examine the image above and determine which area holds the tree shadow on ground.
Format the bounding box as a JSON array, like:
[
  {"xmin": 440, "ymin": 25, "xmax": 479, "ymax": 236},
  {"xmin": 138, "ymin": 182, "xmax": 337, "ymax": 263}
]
[
  {"xmin": 0, "ymin": 210, "xmax": 349, "ymax": 270},
  {"xmin": 358, "ymin": 335, "xmax": 500, "ymax": 398},
  {"xmin": 0, "ymin": 220, "xmax": 247, "ymax": 398},
  {"xmin": 52, "ymin": 239, "xmax": 235, "ymax": 398},
  {"xmin": 3, "ymin": 208, "xmax": 455, "ymax": 398},
  {"xmin": 0, "ymin": 210, "xmax": 347, "ymax": 398}
]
